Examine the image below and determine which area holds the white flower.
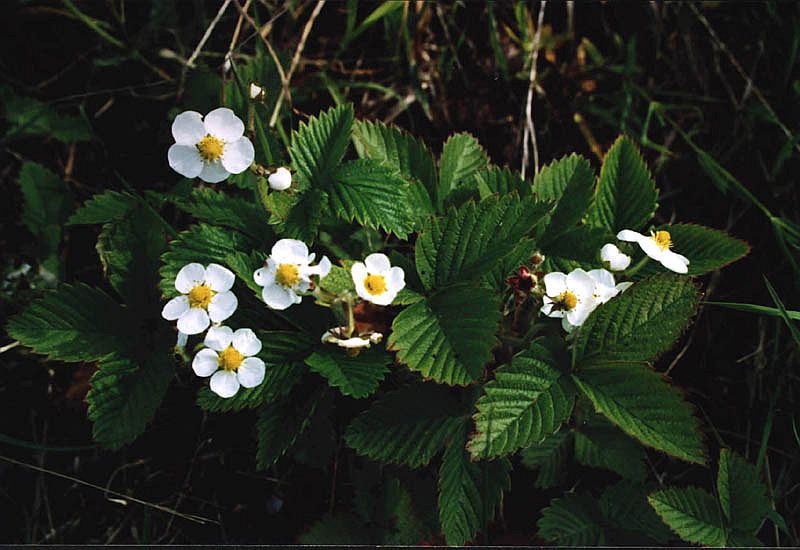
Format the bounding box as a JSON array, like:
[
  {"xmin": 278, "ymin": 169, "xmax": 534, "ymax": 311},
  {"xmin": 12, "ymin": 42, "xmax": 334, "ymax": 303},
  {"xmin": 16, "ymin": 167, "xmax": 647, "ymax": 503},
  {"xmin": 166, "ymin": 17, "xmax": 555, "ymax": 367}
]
[
  {"xmin": 167, "ymin": 108, "xmax": 255, "ymax": 183},
  {"xmin": 192, "ymin": 325, "xmax": 265, "ymax": 398},
  {"xmin": 617, "ymin": 229, "xmax": 690, "ymax": 274},
  {"xmin": 253, "ymin": 239, "xmax": 331, "ymax": 310},
  {"xmin": 351, "ymin": 253, "xmax": 405, "ymax": 306},
  {"xmin": 559, "ymin": 269, "xmax": 633, "ymax": 333},
  {"xmin": 321, "ymin": 326, "xmax": 383, "ymax": 350},
  {"xmin": 600, "ymin": 243, "xmax": 631, "ymax": 271},
  {"xmin": 161, "ymin": 263, "xmax": 238, "ymax": 335},
  {"xmin": 268, "ymin": 167, "xmax": 292, "ymax": 191},
  {"xmin": 541, "ymin": 269, "xmax": 597, "ymax": 327},
  {"xmin": 249, "ymin": 82, "xmax": 265, "ymax": 101}
]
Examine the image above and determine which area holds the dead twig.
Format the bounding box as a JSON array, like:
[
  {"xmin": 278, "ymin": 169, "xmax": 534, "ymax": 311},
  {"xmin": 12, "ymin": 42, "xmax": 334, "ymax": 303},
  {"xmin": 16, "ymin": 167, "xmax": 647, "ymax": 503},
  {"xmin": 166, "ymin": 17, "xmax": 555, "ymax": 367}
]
[
  {"xmin": 521, "ymin": 1, "xmax": 546, "ymax": 180},
  {"xmin": 186, "ymin": 0, "xmax": 233, "ymax": 69}
]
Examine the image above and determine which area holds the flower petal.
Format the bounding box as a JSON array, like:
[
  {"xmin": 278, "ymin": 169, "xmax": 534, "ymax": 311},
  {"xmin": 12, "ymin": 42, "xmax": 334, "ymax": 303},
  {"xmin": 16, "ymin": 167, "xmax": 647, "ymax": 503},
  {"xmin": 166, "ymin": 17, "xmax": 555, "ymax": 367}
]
[
  {"xmin": 268, "ymin": 167, "xmax": 292, "ymax": 190},
  {"xmin": 561, "ymin": 317, "xmax": 576, "ymax": 333},
  {"xmin": 566, "ymin": 302, "xmax": 595, "ymax": 326},
  {"xmin": 237, "ymin": 357, "xmax": 265, "ymax": 388},
  {"xmin": 659, "ymin": 250, "xmax": 690, "ymax": 274},
  {"xmin": 637, "ymin": 237, "xmax": 665, "ymax": 263},
  {"xmin": 271, "ymin": 239, "xmax": 309, "ymax": 264},
  {"xmin": 192, "ymin": 348, "xmax": 220, "ymax": 377},
  {"xmin": 220, "ymin": 136, "xmax": 255, "ymax": 174},
  {"xmin": 175, "ymin": 263, "xmax": 206, "ymax": 293},
  {"xmin": 210, "ymin": 370, "xmax": 240, "ymax": 398},
  {"xmin": 262, "ymin": 283, "xmax": 299, "ymax": 310},
  {"xmin": 386, "ymin": 266, "xmax": 406, "ymax": 293},
  {"xmin": 198, "ymin": 161, "xmax": 229, "ymax": 183},
  {"xmin": 208, "ymin": 291, "xmax": 238, "ymax": 322},
  {"xmin": 171, "ymin": 111, "xmax": 206, "ymax": 145},
  {"xmin": 587, "ymin": 268, "xmax": 616, "ymax": 289},
  {"xmin": 177, "ymin": 307, "xmax": 210, "ymax": 335},
  {"xmin": 366, "ymin": 289, "xmax": 396, "ymax": 306},
  {"xmin": 204, "ymin": 263, "xmax": 235, "ymax": 292},
  {"xmin": 253, "ymin": 266, "xmax": 275, "ymax": 287},
  {"xmin": 204, "ymin": 325, "xmax": 234, "ymax": 352},
  {"xmin": 161, "ymin": 295, "xmax": 189, "ymax": 320},
  {"xmin": 203, "ymin": 107, "xmax": 245, "ymax": 141},
  {"xmin": 616, "ymin": 229, "xmax": 645, "ymax": 243},
  {"xmin": 364, "ymin": 253, "xmax": 391, "ymax": 274},
  {"xmin": 232, "ymin": 328, "xmax": 262, "ymax": 356},
  {"xmin": 616, "ymin": 281, "xmax": 634, "ymax": 293},
  {"xmin": 541, "ymin": 296, "xmax": 563, "ymax": 318},
  {"xmin": 351, "ymin": 262, "xmax": 369, "ymax": 301},
  {"xmin": 543, "ymin": 272, "xmax": 567, "ymax": 297},
  {"xmin": 168, "ymin": 144, "xmax": 204, "ymax": 178},
  {"xmin": 566, "ymin": 269, "xmax": 595, "ymax": 299}
]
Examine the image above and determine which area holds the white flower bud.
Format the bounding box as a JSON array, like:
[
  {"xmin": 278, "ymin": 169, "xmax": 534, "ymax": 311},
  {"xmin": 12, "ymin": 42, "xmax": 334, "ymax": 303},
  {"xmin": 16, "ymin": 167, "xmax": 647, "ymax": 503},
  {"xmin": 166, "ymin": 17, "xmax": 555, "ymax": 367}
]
[
  {"xmin": 268, "ymin": 167, "xmax": 292, "ymax": 191},
  {"xmin": 600, "ymin": 243, "xmax": 632, "ymax": 271}
]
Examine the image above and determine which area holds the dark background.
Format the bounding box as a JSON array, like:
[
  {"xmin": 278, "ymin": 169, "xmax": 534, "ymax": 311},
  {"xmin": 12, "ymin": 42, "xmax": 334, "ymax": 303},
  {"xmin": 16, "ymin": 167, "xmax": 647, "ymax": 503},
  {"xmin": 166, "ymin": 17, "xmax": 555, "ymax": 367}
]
[{"xmin": 0, "ymin": 0, "xmax": 798, "ymax": 545}]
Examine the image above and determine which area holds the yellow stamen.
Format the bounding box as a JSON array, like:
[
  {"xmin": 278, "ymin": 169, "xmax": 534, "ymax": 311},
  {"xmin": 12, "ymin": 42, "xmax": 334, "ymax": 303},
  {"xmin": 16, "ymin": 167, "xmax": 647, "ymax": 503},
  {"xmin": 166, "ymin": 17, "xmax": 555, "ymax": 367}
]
[
  {"xmin": 557, "ymin": 291, "xmax": 578, "ymax": 311},
  {"xmin": 275, "ymin": 263, "xmax": 300, "ymax": 287},
  {"xmin": 364, "ymin": 274, "xmax": 387, "ymax": 296},
  {"xmin": 196, "ymin": 134, "xmax": 225, "ymax": 162},
  {"xmin": 652, "ymin": 230, "xmax": 672, "ymax": 251},
  {"xmin": 188, "ymin": 284, "xmax": 214, "ymax": 309},
  {"xmin": 218, "ymin": 345, "xmax": 244, "ymax": 371}
]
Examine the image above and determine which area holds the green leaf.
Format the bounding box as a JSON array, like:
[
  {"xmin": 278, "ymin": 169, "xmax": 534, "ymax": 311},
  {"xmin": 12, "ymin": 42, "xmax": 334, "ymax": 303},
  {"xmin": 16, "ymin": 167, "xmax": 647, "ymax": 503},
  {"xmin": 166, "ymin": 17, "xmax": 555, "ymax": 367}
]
[
  {"xmin": 18, "ymin": 162, "xmax": 74, "ymax": 272},
  {"xmin": 648, "ymin": 487, "xmax": 727, "ymax": 546},
  {"xmin": 299, "ymin": 513, "xmax": 375, "ymax": 545},
  {"xmin": 0, "ymin": 84, "xmax": 92, "ymax": 143},
  {"xmin": 344, "ymin": 384, "xmax": 467, "ymax": 468},
  {"xmin": 520, "ymin": 430, "xmax": 572, "ymax": 488},
  {"xmin": 388, "ymin": 284, "xmax": 500, "ymax": 386},
  {"xmin": 159, "ymin": 223, "xmax": 255, "ymax": 298},
  {"xmin": 329, "ymin": 159, "xmax": 417, "ymax": 238},
  {"xmin": 290, "ymin": 103, "xmax": 354, "ymax": 188},
  {"xmin": 481, "ymin": 238, "xmax": 537, "ymax": 290},
  {"xmin": 256, "ymin": 390, "xmax": 320, "ymax": 469},
  {"xmin": 197, "ymin": 361, "xmax": 305, "ymax": 412},
  {"xmin": 467, "ymin": 342, "xmax": 576, "ymax": 458},
  {"xmin": 573, "ymin": 274, "xmax": 699, "ymax": 364},
  {"xmin": 574, "ymin": 420, "xmax": 647, "ymax": 480},
  {"xmin": 438, "ymin": 133, "xmax": 488, "ymax": 207},
  {"xmin": 319, "ymin": 263, "xmax": 356, "ymax": 295},
  {"xmin": 6, "ymin": 283, "xmax": 131, "ymax": 362},
  {"xmin": 87, "ymin": 351, "xmax": 174, "ymax": 449},
  {"xmin": 588, "ymin": 136, "xmax": 658, "ymax": 233},
  {"xmin": 537, "ymin": 493, "xmax": 605, "ymax": 546},
  {"xmin": 438, "ymin": 422, "xmax": 510, "ymax": 546},
  {"xmin": 717, "ymin": 449, "xmax": 770, "ymax": 533},
  {"xmin": 573, "ymin": 363, "xmax": 706, "ymax": 464},
  {"xmin": 169, "ymin": 187, "xmax": 272, "ymax": 241},
  {"xmin": 540, "ymin": 225, "xmax": 611, "ymax": 273},
  {"xmin": 415, "ymin": 194, "xmax": 549, "ymax": 290},
  {"xmin": 533, "ymin": 153, "xmax": 595, "ymax": 246},
  {"xmin": 305, "ymin": 347, "xmax": 390, "ymax": 398},
  {"xmin": 67, "ymin": 190, "xmax": 137, "ymax": 225},
  {"xmin": 600, "ymin": 481, "xmax": 673, "ymax": 544},
  {"xmin": 382, "ymin": 478, "xmax": 432, "ymax": 545},
  {"xmin": 475, "ymin": 166, "xmax": 531, "ymax": 199},
  {"xmin": 352, "ymin": 119, "xmax": 437, "ymax": 206},
  {"xmin": 637, "ymin": 223, "xmax": 749, "ymax": 277},
  {"xmin": 280, "ymin": 189, "xmax": 325, "ymax": 243}
]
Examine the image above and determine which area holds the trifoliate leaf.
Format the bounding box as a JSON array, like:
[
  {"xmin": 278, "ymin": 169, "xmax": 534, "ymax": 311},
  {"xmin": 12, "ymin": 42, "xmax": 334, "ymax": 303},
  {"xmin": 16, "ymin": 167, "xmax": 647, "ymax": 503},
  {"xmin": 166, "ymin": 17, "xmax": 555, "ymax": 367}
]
[
  {"xmin": 169, "ymin": 187, "xmax": 273, "ymax": 242},
  {"xmin": 587, "ymin": 135, "xmax": 658, "ymax": 233},
  {"xmin": 438, "ymin": 421, "xmax": 511, "ymax": 546},
  {"xmin": 599, "ymin": 481, "xmax": 673, "ymax": 544},
  {"xmin": 648, "ymin": 487, "xmax": 727, "ymax": 547},
  {"xmin": 438, "ymin": 132, "xmax": 488, "ymax": 208},
  {"xmin": 67, "ymin": 190, "xmax": 138, "ymax": 225},
  {"xmin": 634, "ymin": 224, "xmax": 750, "ymax": 277},
  {"xmin": 305, "ymin": 347, "xmax": 390, "ymax": 398},
  {"xmin": 573, "ymin": 362, "xmax": 706, "ymax": 464},
  {"xmin": 329, "ymin": 159, "xmax": 417, "ymax": 238},
  {"xmin": 573, "ymin": 274, "xmax": 699, "ymax": 364},
  {"xmin": 388, "ymin": 284, "xmax": 500, "ymax": 386},
  {"xmin": 467, "ymin": 342, "xmax": 576, "ymax": 458},
  {"xmin": 344, "ymin": 383, "xmax": 467, "ymax": 468},
  {"xmin": 520, "ymin": 430, "xmax": 572, "ymax": 488},
  {"xmin": 574, "ymin": 419, "xmax": 647, "ymax": 480},
  {"xmin": 415, "ymin": 194, "xmax": 549, "ymax": 290},
  {"xmin": 475, "ymin": 166, "xmax": 531, "ymax": 199},
  {"xmin": 87, "ymin": 351, "xmax": 174, "ymax": 449},
  {"xmin": 280, "ymin": 189, "xmax": 325, "ymax": 244},
  {"xmin": 159, "ymin": 223, "xmax": 256, "ymax": 298},
  {"xmin": 6, "ymin": 283, "xmax": 131, "ymax": 362},
  {"xmin": 717, "ymin": 449, "xmax": 770, "ymax": 533},
  {"xmin": 352, "ymin": 119, "xmax": 437, "ymax": 209},
  {"xmin": 537, "ymin": 493, "xmax": 605, "ymax": 546},
  {"xmin": 256, "ymin": 390, "xmax": 321, "ymax": 469},
  {"xmin": 533, "ymin": 153, "xmax": 595, "ymax": 247},
  {"xmin": 290, "ymin": 103, "xmax": 354, "ymax": 188}
]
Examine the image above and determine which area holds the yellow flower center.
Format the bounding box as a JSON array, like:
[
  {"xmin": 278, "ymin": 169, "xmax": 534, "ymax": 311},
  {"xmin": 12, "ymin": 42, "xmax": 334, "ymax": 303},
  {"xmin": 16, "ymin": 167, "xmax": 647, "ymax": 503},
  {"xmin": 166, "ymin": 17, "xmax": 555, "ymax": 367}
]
[
  {"xmin": 652, "ymin": 230, "xmax": 672, "ymax": 251},
  {"xmin": 218, "ymin": 345, "xmax": 244, "ymax": 371},
  {"xmin": 364, "ymin": 274, "xmax": 387, "ymax": 296},
  {"xmin": 187, "ymin": 284, "xmax": 214, "ymax": 309},
  {"xmin": 196, "ymin": 134, "xmax": 225, "ymax": 162},
  {"xmin": 557, "ymin": 291, "xmax": 578, "ymax": 311},
  {"xmin": 275, "ymin": 263, "xmax": 300, "ymax": 287}
]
